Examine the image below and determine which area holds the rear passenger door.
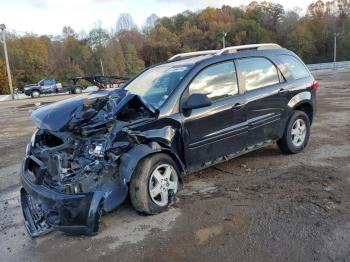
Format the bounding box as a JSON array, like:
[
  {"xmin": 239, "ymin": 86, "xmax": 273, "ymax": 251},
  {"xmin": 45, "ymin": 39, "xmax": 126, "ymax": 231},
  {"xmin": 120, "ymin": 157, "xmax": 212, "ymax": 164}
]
[
  {"xmin": 182, "ymin": 61, "xmax": 248, "ymax": 170},
  {"xmin": 235, "ymin": 57, "xmax": 288, "ymax": 146}
]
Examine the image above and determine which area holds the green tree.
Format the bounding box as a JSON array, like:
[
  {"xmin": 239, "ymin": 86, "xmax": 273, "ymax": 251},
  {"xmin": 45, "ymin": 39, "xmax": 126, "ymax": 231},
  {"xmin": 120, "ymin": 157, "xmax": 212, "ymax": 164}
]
[
  {"xmin": 102, "ymin": 39, "xmax": 126, "ymax": 76},
  {"xmin": 124, "ymin": 44, "xmax": 144, "ymax": 76},
  {"xmin": 7, "ymin": 36, "xmax": 49, "ymax": 89},
  {"xmin": 142, "ymin": 25, "xmax": 181, "ymax": 65},
  {"xmin": 286, "ymin": 26, "xmax": 317, "ymax": 63},
  {"xmin": 0, "ymin": 58, "xmax": 9, "ymax": 94}
]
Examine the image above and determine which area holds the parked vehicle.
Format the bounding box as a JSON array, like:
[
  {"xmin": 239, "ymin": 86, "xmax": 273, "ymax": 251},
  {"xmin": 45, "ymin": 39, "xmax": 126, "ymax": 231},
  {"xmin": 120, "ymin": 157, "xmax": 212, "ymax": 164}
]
[
  {"xmin": 23, "ymin": 78, "xmax": 82, "ymax": 98},
  {"xmin": 71, "ymin": 76, "xmax": 129, "ymax": 89},
  {"xmin": 23, "ymin": 76, "xmax": 129, "ymax": 98},
  {"xmin": 20, "ymin": 43, "xmax": 317, "ymax": 237}
]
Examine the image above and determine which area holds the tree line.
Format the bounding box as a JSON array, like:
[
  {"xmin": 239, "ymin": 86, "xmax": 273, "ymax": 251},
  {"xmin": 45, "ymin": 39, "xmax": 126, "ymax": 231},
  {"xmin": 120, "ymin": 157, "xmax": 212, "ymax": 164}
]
[{"xmin": 1, "ymin": 0, "xmax": 350, "ymax": 94}]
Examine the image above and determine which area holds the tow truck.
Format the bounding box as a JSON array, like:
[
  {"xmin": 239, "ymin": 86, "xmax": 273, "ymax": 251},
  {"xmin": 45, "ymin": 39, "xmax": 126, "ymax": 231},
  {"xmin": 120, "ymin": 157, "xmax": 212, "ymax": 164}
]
[{"xmin": 23, "ymin": 76, "xmax": 129, "ymax": 98}]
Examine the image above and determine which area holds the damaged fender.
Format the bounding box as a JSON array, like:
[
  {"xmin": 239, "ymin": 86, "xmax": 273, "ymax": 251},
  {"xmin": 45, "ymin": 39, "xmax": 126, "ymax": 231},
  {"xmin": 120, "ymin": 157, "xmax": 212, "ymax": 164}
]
[{"xmin": 119, "ymin": 126, "xmax": 186, "ymax": 184}]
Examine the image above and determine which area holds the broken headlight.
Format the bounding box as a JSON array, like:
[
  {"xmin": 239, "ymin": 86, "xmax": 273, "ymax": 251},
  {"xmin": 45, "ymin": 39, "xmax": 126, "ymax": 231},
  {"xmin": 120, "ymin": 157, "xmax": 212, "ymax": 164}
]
[
  {"xmin": 25, "ymin": 129, "xmax": 38, "ymax": 156},
  {"xmin": 30, "ymin": 129, "xmax": 38, "ymax": 147}
]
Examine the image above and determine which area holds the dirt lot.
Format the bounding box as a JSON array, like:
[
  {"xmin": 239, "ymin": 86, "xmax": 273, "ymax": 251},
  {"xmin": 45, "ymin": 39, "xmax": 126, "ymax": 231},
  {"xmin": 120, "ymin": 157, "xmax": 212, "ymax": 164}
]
[{"xmin": 1, "ymin": 69, "xmax": 350, "ymax": 262}]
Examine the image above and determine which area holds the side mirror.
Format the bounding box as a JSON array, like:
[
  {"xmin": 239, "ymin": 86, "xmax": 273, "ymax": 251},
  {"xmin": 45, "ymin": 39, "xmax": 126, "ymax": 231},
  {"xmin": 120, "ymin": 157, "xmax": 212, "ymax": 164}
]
[{"xmin": 182, "ymin": 93, "xmax": 212, "ymax": 111}]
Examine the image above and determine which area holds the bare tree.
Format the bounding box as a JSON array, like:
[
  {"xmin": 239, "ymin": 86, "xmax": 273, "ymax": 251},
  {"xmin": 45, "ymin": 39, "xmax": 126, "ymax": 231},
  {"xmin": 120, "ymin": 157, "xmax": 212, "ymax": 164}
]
[
  {"xmin": 337, "ymin": 0, "xmax": 350, "ymax": 18},
  {"xmin": 116, "ymin": 13, "xmax": 137, "ymax": 33},
  {"xmin": 143, "ymin": 14, "xmax": 159, "ymax": 31}
]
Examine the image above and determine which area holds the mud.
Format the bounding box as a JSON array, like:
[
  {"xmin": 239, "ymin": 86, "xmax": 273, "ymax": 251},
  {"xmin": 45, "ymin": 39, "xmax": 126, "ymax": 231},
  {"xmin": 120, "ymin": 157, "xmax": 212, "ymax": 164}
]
[{"xmin": 1, "ymin": 69, "xmax": 350, "ymax": 261}]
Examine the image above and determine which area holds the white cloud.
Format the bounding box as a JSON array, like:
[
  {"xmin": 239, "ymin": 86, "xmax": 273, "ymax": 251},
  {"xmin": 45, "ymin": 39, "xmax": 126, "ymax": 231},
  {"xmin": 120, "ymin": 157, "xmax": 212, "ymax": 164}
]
[{"xmin": 29, "ymin": 0, "xmax": 48, "ymax": 8}]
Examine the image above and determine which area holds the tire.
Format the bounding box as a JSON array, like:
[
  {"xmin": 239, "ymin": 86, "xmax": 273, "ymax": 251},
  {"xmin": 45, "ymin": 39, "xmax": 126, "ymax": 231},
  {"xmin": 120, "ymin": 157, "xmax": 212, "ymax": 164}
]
[
  {"xmin": 277, "ymin": 110, "xmax": 310, "ymax": 154},
  {"xmin": 31, "ymin": 90, "xmax": 40, "ymax": 98},
  {"xmin": 129, "ymin": 153, "xmax": 180, "ymax": 215},
  {"xmin": 74, "ymin": 86, "xmax": 82, "ymax": 94}
]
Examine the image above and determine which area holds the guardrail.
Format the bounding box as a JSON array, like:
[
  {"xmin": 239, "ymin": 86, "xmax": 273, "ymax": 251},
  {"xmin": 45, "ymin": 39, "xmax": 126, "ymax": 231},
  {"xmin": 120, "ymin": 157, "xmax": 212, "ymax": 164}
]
[{"xmin": 307, "ymin": 61, "xmax": 350, "ymax": 71}]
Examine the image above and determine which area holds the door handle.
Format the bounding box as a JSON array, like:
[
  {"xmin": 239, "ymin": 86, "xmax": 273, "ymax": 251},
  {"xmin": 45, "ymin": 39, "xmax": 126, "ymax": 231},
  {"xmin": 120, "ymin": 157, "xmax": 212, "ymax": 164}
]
[
  {"xmin": 278, "ymin": 88, "xmax": 289, "ymax": 94},
  {"xmin": 232, "ymin": 102, "xmax": 246, "ymax": 110}
]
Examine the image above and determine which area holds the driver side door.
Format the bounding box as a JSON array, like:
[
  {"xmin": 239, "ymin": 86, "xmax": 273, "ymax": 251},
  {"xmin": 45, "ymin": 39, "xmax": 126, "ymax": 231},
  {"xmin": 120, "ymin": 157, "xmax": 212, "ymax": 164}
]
[
  {"xmin": 41, "ymin": 79, "xmax": 56, "ymax": 93},
  {"xmin": 181, "ymin": 61, "xmax": 248, "ymax": 171}
]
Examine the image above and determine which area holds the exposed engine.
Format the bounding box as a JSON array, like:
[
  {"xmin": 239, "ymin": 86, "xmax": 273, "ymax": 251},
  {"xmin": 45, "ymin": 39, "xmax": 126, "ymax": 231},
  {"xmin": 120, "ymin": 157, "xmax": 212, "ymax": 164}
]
[{"xmin": 27, "ymin": 89, "xmax": 155, "ymax": 194}]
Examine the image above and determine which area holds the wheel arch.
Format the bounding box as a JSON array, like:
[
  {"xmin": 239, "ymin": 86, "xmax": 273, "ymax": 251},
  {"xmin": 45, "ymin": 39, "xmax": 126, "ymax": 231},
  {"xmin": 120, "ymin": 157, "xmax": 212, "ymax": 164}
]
[
  {"xmin": 31, "ymin": 89, "xmax": 41, "ymax": 94},
  {"xmin": 287, "ymin": 91, "xmax": 314, "ymax": 125},
  {"xmin": 119, "ymin": 144, "xmax": 185, "ymax": 185},
  {"xmin": 293, "ymin": 101, "xmax": 314, "ymax": 125}
]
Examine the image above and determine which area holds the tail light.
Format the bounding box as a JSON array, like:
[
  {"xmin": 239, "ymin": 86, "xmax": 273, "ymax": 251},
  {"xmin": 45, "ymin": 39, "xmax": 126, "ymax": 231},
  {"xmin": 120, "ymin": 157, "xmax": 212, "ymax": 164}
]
[{"xmin": 312, "ymin": 80, "xmax": 319, "ymax": 91}]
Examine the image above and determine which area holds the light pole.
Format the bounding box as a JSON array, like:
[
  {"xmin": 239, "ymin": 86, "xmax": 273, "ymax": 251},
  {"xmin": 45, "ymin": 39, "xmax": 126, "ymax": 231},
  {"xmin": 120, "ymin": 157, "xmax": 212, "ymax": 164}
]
[
  {"xmin": 100, "ymin": 58, "xmax": 105, "ymax": 76},
  {"xmin": 333, "ymin": 33, "xmax": 337, "ymax": 69},
  {"xmin": 222, "ymin": 31, "xmax": 227, "ymax": 49},
  {"xmin": 0, "ymin": 24, "xmax": 14, "ymax": 100}
]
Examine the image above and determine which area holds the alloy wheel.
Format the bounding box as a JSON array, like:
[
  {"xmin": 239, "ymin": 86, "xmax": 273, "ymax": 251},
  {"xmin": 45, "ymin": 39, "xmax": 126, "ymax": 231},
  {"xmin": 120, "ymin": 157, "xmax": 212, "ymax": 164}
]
[
  {"xmin": 291, "ymin": 118, "xmax": 307, "ymax": 147},
  {"xmin": 148, "ymin": 164, "xmax": 178, "ymax": 207}
]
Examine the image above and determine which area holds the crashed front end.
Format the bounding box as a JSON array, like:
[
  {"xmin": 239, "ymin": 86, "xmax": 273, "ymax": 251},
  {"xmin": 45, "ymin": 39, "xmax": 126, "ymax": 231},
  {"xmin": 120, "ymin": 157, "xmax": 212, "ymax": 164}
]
[{"xmin": 20, "ymin": 89, "xmax": 156, "ymax": 236}]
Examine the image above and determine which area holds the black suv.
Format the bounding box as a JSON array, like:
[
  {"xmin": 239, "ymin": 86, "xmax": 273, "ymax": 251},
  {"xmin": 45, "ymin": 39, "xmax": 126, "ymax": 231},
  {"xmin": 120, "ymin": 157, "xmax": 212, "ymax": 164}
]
[{"xmin": 20, "ymin": 44, "xmax": 317, "ymax": 236}]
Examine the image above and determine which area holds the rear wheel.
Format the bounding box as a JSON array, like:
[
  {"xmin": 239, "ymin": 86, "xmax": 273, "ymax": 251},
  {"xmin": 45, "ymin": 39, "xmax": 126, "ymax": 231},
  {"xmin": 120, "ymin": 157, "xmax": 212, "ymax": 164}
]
[
  {"xmin": 129, "ymin": 153, "xmax": 179, "ymax": 215},
  {"xmin": 74, "ymin": 86, "xmax": 82, "ymax": 94},
  {"xmin": 31, "ymin": 90, "xmax": 40, "ymax": 98},
  {"xmin": 278, "ymin": 110, "xmax": 310, "ymax": 154}
]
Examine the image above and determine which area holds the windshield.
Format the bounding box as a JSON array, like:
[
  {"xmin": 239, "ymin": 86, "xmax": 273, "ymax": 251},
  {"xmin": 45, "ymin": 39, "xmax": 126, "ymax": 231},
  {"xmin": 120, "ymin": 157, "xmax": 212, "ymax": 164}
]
[{"xmin": 125, "ymin": 64, "xmax": 190, "ymax": 109}]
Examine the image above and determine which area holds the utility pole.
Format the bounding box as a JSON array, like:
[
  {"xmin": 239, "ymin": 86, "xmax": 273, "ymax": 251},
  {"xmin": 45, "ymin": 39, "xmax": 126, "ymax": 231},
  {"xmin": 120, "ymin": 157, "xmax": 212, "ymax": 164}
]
[
  {"xmin": 100, "ymin": 58, "xmax": 105, "ymax": 76},
  {"xmin": 222, "ymin": 31, "xmax": 227, "ymax": 49},
  {"xmin": 0, "ymin": 24, "xmax": 14, "ymax": 100},
  {"xmin": 333, "ymin": 33, "xmax": 337, "ymax": 69}
]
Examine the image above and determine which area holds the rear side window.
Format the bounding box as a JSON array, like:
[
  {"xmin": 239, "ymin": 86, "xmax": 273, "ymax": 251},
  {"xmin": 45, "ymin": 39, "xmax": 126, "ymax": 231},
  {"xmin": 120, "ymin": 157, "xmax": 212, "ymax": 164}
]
[
  {"xmin": 236, "ymin": 57, "xmax": 279, "ymax": 91},
  {"xmin": 278, "ymin": 55, "xmax": 310, "ymax": 80},
  {"xmin": 189, "ymin": 61, "xmax": 238, "ymax": 102}
]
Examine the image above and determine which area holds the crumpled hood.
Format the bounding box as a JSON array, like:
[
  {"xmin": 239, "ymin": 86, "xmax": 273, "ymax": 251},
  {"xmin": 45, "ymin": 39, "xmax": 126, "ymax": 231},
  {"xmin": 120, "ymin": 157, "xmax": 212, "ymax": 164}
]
[{"xmin": 31, "ymin": 89, "xmax": 152, "ymax": 132}]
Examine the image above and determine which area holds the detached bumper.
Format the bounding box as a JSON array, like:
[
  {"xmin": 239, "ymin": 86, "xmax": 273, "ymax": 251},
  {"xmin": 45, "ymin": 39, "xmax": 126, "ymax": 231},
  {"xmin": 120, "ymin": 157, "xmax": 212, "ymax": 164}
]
[{"xmin": 20, "ymin": 157, "xmax": 104, "ymax": 237}]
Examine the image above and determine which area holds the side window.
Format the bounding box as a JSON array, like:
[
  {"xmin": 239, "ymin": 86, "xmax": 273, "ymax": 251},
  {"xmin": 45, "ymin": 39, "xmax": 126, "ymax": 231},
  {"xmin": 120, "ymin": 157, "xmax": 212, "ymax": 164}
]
[
  {"xmin": 44, "ymin": 80, "xmax": 53, "ymax": 86},
  {"xmin": 237, "ymin": 57, "xmax": 280, "ymax": 91},
  {"xmin": 278, "ymin": 55, "xmax": 310, "ymax": 80},
  {"xmin": 189, "ymin": 61, "xmax": 238, "ymax": 102}
]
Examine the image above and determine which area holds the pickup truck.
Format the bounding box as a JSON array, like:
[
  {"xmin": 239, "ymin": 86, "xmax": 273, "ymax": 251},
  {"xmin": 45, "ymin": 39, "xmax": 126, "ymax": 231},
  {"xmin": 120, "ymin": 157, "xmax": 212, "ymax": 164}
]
[
  {"xmin": 23, "ymin": 76, "xmax": 129, "ymax": 98},
  {"xmin": 23, "ymin": 79, "xmax": 83, "ymax": 98}
]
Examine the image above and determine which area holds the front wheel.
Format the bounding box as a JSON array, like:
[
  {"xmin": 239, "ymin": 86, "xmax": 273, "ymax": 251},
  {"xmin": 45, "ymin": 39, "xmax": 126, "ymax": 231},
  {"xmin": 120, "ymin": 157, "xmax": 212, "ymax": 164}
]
[
  {"xmin": 278, "ymin": 110, "xmax": 310, "ymax": 154},
  {"xmin": 129, "ymin": 153, "xmax": 179, "ymax": 215}
]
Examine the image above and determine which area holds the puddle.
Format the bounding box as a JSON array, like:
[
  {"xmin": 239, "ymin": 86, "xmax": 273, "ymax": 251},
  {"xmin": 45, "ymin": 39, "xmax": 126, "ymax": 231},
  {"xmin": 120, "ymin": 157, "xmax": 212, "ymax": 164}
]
[
  {"xmin": 94, "ymin": 207, "xmax": 181, "ymax": 249},
  {"xmin": 195, "ymin": 224, "xmax": 223, "ymax": 245}
]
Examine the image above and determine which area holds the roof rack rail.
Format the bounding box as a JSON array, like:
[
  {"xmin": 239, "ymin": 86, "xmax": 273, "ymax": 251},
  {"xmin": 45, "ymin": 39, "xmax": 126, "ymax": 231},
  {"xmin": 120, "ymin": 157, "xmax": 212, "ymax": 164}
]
[
  {"xmin": 167, "ymin": 43, "xmax": 282, "ymax": 62},
  {"xmin": 168, "ymin": 50, "xmax": 218, "ymax": 61},
  {"xmin": 216, "ymin": 43, "xmax": 282, "ymax": 55}
]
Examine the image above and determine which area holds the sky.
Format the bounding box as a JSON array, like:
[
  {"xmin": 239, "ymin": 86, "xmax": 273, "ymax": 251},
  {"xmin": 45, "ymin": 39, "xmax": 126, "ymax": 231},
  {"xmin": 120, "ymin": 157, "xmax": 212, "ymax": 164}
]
[{"xmin": 1, "ymin": 0, "xmax": 318, "ymax": 36}]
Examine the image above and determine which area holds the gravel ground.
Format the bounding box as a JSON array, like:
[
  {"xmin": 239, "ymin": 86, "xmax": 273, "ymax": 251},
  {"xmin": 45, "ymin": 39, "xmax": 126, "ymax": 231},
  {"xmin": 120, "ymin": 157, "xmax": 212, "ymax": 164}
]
[{"xmin": 0, "ymin": 69, "xmax": 349, "ymax": 262}]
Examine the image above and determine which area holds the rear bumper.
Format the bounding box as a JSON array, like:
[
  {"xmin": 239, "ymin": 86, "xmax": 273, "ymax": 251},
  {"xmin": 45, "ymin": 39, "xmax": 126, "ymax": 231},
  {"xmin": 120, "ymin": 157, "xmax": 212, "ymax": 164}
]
[{"xmin": 20, "ymin": 157, "xmax": 104, "ymax": 236}]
